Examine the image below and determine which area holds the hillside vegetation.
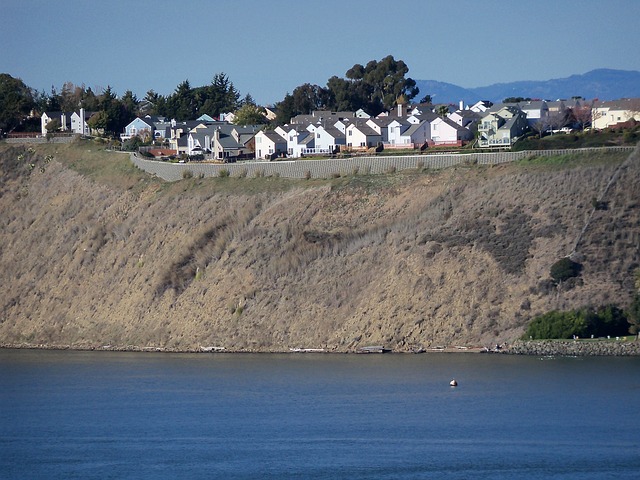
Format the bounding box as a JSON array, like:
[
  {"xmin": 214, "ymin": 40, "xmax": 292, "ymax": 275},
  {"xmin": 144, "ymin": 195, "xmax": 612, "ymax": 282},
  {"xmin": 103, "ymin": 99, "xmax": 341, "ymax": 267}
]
[{"xmin": 1, "ymin": 140, "xmax": 638, "ymax": 352}]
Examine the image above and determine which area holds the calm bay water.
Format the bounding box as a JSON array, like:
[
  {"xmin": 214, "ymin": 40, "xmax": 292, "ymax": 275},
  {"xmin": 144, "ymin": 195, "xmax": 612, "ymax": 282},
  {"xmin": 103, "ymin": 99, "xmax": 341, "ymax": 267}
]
[{"xmin": 1, "ymin": 349, "xmax": 639, "ymax": 479}]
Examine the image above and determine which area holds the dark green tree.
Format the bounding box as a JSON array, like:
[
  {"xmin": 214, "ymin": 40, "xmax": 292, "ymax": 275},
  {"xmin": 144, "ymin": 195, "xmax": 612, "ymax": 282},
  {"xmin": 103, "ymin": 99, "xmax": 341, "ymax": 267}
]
[
  {"xmin": 167, "ymin": 80, "xmax": 196, "ymax": 120},
  {"xmin": 628, "ymin": 294, "xmax": 640, "ymax": 335},
  {"xmin": 291, "ymin": 83, "xmax": 330, "ymax": 114},
  {"xmin": 45, "ymin": 118, "xmax": 61, "ymax": 133},
  {"xmin": 503, "ymin": 97, "xmax": 530, "ymax": 103},
  {"xmin": 120, "ymin": 90, "xmax": 139, "ymax": 117},
  {"xmin": 241, "ymin": 93, "xmax": 256, "ymax": 106},
  {"xmin": 0, "ymin": 74, "xmax": 36, "ymax": 133},
  {"xmin": 524, "ymin": 310, "xmax": 587, "ymax": 339},
  {"xmin": 325, "ymin": 55, "xmax": 419, "ymax": 116},
  {"xmin": 80, "ymin": 86, "xmax": 99, "ymax": 111},
  {"xmin": 143, "ymin": 90, "xmax": 167, "ymax": 116},
  {"xmin": 87, "ymin": 110, "xmax": 108, "ymax": 133},
  {"xmin": 325, "ymin": 76, "xmax": 357, "ymax": 112},
  {"xmin": 198, "ymin": 73, "xmax": 241, "ymax": 118},
  {"xmin": 46, "ymin": 85, "xmax": 62, "ymax": 111},
  {"xmin": 550, "ymin": 257, "xmax": 582, "ymax": 284},
  {"xmin": 274, "ymin": 93, "xmax": 296, "ymax": 124}
]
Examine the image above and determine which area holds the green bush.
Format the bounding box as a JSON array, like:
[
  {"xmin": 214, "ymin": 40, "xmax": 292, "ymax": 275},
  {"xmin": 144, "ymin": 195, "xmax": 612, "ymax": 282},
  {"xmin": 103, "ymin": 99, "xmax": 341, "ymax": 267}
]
[
  {"xmin": 523, "ymin": 305, "xmax": 630, "ymax": 339},
  {"xmin": 524, "ymin": 310, "xmax": 587, "ymax": 339},
  {"xmin": 627, "ymin": 294, "xmax": 640, "ymax": 335},
  {"xmin": 550, "ymin": 257, "xmax": 582, "ymax": 284}
]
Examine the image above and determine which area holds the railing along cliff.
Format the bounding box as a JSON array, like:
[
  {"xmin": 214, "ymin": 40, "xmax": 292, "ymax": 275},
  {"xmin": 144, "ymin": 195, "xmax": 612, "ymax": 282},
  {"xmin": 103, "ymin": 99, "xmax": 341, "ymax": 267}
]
[{"xmin": 130, "ymin": 146, "xmax": 635, "ymax": 182}]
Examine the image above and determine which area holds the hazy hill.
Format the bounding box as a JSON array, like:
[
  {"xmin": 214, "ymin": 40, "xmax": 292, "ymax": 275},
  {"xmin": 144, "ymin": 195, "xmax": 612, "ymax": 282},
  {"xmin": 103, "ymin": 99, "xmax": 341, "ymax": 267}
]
[
  {"xmin": 416, "ymin": 69, "xmax": 640, "ymax": 104},
  {"xmin": 1, "ymin": 142, "xmax": 638, "ymax": 352}
]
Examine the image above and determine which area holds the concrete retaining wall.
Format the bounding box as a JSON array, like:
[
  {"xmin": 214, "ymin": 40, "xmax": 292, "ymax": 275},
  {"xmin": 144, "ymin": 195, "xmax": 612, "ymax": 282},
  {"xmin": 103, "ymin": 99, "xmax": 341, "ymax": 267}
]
[
  {"xmin": 130, "ymin": 146, "xmax": 634, "ymax": 182},
  {"xmin": 4, "ymin": 136, "xmax": 75, "ymax": 145}
]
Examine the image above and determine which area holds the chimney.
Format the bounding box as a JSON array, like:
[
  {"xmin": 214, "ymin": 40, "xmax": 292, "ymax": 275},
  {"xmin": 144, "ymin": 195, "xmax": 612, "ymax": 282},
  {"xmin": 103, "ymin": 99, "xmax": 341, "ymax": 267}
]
[
  {"xmin": 79, "ymin": 108, "xmax": 86, "ymax": 135},
  {"xmin": 459, "ymin": 100, "xmax": 464, "ymax": 111}
]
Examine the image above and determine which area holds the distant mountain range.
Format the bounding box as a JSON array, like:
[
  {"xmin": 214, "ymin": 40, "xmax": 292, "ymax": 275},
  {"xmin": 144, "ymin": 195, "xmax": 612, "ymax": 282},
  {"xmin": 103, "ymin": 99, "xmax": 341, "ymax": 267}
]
[{"xmin": 415, "ymin": 69, "xmax": 640, "ymax": 105}]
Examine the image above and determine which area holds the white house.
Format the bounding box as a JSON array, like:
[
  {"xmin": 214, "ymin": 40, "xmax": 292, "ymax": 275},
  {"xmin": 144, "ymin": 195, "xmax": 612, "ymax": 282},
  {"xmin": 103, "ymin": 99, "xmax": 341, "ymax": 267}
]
[
  {"xmin": 254, "ymin": 130, "xmax": 287, "ymax": 160},
  {"xmin": 313, "ymin": 125, "xmax": 345, "ymax": 154},
  {"xmin": 70, "ymin": 108, "xmax": 91, "ymax": 136},
  {"xmin": 280, "ymin": 126, "xmax": 316, "ymax": 158},
  {"xmin": 41, "ymin": 111, "xmax": 71, "ymax": 135},
  {"xmin": 448, "ymin": 109, "xmax": 481, "ymax": 129},
  {"xmin": 41, "ymin": 108, "xmax": 93, "ymax": 136},
  {"xmin": 430, "ymin": 117, "xmax": 473, "ymax": 145},
  {"xmin": 469, "ymin": 100, "xmax": 493, "ymax": 113},
  {"xmin": 386, "ymin": 119, "xmax": 412, "ymax": 146},
  {"xmin": 407, "ymin": 120, "xmax": 433, "ymax": 145},
  {"xmin": 345, "ymin": 123, "xmax": 382, "ymax": 150},
  {"xmin": 365, "ymin": 117, "xmax": 392, "ymax": 143},
  {"xmin": 187, "ymin": 126, "xmax": 214, "ymax": 156}
]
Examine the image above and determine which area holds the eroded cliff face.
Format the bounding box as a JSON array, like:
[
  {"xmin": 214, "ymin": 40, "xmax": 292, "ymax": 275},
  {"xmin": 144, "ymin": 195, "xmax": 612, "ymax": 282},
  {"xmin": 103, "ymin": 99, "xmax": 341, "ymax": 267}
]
[{"xmin": 1, "ymin": 142, "xmax": 638, "ymax": 352}]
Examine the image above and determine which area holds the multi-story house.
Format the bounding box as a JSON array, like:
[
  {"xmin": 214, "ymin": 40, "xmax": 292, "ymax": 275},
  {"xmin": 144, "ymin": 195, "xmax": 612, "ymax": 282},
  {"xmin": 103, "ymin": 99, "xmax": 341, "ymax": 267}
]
[
  {"xmin": 477, "ymin": 106, "xmax": 529, "ymax": 148},
  {"xmin": 345, "ymin": 122, "xmax": 382, "ymax": 150},
  {"xmin": 592, "ymin": 99, "xmax": 640, "ymax": 129},
  {"xmin": 254, "ymin": 130, "xmax": 287, "ymax": 160}
]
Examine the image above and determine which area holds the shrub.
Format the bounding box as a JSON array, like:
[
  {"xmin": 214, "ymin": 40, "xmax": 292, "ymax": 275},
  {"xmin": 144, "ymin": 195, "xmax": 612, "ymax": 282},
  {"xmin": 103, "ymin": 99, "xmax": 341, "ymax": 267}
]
[
  {"xmin": 591, "ymin": 197, "xmax": 608, "ymax": 210},
  {"xmin": 218, "ymin": 169, "xmax": 230, "ymax": 178},
  {"xmin": 550, "ymin": 257, "xmax": 582, "ymax": 284},
  {"xmin": 627, "ymin": 294, "xmax": 640, "ymax": 335},
  {"xmin": 182, "ymin": 169, "xmax": 193, "ymax": 179},
  {"xmin": 523, "ymin": 305, "xmax": 630, "ymax": 339}
]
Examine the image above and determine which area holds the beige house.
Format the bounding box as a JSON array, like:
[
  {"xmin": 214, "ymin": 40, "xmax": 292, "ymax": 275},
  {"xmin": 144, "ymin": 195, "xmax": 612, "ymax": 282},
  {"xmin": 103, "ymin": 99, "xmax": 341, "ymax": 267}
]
[
  {"xmin": 477, "ymin": 106, "xmax": 529, "ymax": 148},
  {"xmin": 592, "ymin": 99, "xmax": 640, "ymax": 129}
]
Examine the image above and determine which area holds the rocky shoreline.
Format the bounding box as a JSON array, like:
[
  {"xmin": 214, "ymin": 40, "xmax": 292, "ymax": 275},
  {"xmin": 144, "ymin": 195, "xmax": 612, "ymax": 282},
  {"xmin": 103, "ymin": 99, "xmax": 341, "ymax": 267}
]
[
  {"xmin": 2, "ymin": 340, "xmax": 640, "ymax": 356},
  {"xmin": 499, "ymin": 339, "xmax": 640, "ymax": 356}
]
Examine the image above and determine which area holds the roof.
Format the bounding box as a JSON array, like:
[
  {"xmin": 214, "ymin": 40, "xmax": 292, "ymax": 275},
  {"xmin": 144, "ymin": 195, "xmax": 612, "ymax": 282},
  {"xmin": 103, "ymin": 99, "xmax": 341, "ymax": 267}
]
[
  {"xmin": 594, "ymin": 98, "xmax": 639, "ymax": 110},
  {"xmin": 260, "ymin": 131, "xmax": 287, "ymax": 144},
  {"xmin": 318, "ymin": 126, "xmax": 345, "ymax": 139},
  {"xmin": 367, "ymin": 117, "xmax": 394, "ymax": 127},
  {"xmin": 349, "ymin": 124, "xmax": 380, "ymax": 137},
  {"xmin": 404, "ymin": 121, "xmax": 428, "ymax": 137}
]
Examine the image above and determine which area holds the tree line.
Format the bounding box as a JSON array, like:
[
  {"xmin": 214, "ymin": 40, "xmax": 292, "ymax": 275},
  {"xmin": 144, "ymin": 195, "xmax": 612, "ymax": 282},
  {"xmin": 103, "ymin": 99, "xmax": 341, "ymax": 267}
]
[{"xmin": 0, "ymin": 55, "xmax": 421, "ymax": 138}]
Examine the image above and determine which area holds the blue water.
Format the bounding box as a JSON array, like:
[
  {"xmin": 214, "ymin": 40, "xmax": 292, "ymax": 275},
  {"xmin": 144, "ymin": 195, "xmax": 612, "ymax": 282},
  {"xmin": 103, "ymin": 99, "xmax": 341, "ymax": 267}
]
[{"xmin": 1, "ymin": 350, "xmax": 639, "ymax": 479}]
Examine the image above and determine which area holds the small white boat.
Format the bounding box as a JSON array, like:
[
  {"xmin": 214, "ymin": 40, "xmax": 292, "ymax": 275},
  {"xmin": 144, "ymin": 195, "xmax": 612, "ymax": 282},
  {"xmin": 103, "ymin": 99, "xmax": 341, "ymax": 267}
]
[{"xmin": 450, "ymin": 379, "xmax": 458, "ymax": 387}]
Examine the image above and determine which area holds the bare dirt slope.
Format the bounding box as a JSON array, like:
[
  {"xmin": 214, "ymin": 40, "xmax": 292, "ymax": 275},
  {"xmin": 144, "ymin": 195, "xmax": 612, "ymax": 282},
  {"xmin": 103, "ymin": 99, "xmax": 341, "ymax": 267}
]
[{"xmin": 1, "ymin": 142, "xmax": 638, "ymax": 352}]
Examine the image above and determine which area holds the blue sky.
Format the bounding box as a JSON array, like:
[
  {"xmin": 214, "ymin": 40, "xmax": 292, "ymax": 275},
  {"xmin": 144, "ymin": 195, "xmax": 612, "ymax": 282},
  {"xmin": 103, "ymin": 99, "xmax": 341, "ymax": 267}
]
[{"xmin": 2, "ymin": 0, "xmax": 639, "ymax": 105}]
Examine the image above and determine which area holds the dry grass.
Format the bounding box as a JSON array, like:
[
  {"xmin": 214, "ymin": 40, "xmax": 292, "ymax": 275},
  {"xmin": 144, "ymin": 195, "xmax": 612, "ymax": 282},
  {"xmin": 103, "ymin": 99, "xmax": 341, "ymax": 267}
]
[{"xmin": 1, "ymin": 141, "xmax": 638, "ymax": 351}]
